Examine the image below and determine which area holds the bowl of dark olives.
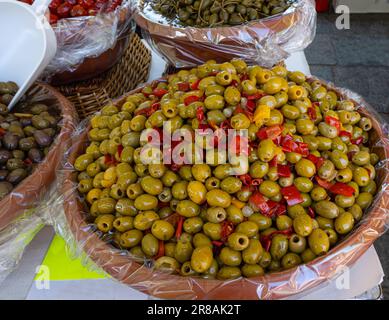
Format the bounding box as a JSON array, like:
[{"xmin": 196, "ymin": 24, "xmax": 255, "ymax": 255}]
[{"xmin": 0, "ymin": 81, "xmax": 76, "ymax": 229}]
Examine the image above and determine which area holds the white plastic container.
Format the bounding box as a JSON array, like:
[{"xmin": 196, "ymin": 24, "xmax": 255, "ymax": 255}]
[{"xmin": 0, "ymin": 0, "xmax": 57, "ymax": 109}]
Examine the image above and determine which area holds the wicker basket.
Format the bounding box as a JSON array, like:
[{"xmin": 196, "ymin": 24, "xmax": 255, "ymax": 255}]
[{"xmin": 56, "ymin": 33, "xmax": 151, "ymax": 120}]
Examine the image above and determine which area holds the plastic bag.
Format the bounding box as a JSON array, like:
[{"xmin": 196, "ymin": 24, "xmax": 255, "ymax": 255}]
[
  {"xmin": 135, "ymin": 0, "xmax": 317, "ymax": 68},
  {"xmin": 45, "ymin": 74, "xmax": 389, "ymax": 300},
  {"xmin": 42, "ymin": 0, "xmax": 135, "ymax": 79},
  {"xmin": 0, "ymin": 83, "xmax": 77, "ymax": 283}
]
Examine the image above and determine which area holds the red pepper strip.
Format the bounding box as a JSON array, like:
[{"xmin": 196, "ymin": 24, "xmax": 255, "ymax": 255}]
[
  {"xmin": 251, "ymin": 178, "xmax": 263, "ymax": 186},
  {"xmin": 249, "ymin": 192, "xmax": 270, "ymax": 215},
  {"xmin": 307, "ymin": 106, "xmax": 317, "ymax": 121},
  {"xmin": 184, "ymin": 95, "xmax": 200, "ymax": 106},
  {"xmin": 339, "ymin": 130, "xmax": 352, "ymax": 139},
  {"xmin": 230, "ymin": 135, "xmax": 249, "ymax": 156},
  {"xmin": 261, "ymin": 227, "xmax": 294, "ymax": 252},
  {"xmin": 325, "ymin": 116, "xmax": 341, "ymax": 133},
  {"xmin": 177, "ymin": 82, "xmax": 190, "ymax": 92},
  {"xmin": 277, "ymin": 164, "xmax": 291, "ymax": 177},
  {"xmin": 308, "ymin": 207, "xmax": 315, "ymax": 218},
  {"xmin": 261, "ymin": 125, "xmax": 283, "ymax": 140},
  {"xmin": 282, "ymin": 139, "xmax": 299, "ymax": 153},
  {"xmin": 297, "ymin": 142, "xmax": 310, "ymax": 156},
  {"xmin": 243, "ymin": 92, "xmax": 265, "ymax": 100},
  {"xmin": 238, "ymin": 174, "xmax": 252, "ymax": 186},
  {"xmin": 269, "ymin": 155, "xmax": 278, "ymax": 167},
  {"xmin": 234, "ymin": 105, "xmax": 253, "ymax": 121},
  {"xmin": 281, "ymin": 185, "xmax": 304, "ymax": 206},
  {"xmin": 221, "ymin": 221, "xmax": 235, "ymax": 242},
  {"xmin": 170, "ymin": 163, "xmax": 183, "ymax": 172},
  {"xmin": 135, "ymin": 102, "xmax": 160, "ymax": 116},
  {"xmin": 152, "ymin": 88, "xmax": 168, "ymax": 98},
  {"xmin": 240, "ymin": 73, "xmax": 249, "ymax": 81},
  {"xmin": 196, "ymin": 107, "xmax": 205, "ymax": 121},
  {"xmin": 329, "ymin": 182, "xmax": 356, "ymax": 197},
  {"xmin": 246, "ymin": 100, "xmax": 256, "ymax": 113},
  {"xmin": 231, "ymin": 80, "xmax": 239, "ymax": 87},
  {"xmin": 24, "ymin": 158, "xmax": 33, "ymax": 166},
  {"xmin": 190, "ymin": 79, "xmax": 201, "ymax": 90},
  {"xmin": 117, "ymin": 144, "xmax": 124, "ymax": 157},
  {"xmin": 315, "ymin": 176, "xmax": 334, "ymax": 190},
  {"xmin": 175, "ymin": 217, "xmax": 185, "ymax": 239},
  {"xmin": 104, "ymin": 154, "xmax": 117, "ymax": 166},
  {"xmin": 220, "ymin": 119, "xmax": 231, "ymax": 129},
  {"xmin": 155, "ymin": 241, "xmax": 165, "ymax": 259},
  {"xmin": 351, "ymin": 136, "xmax": 364, "ymax": 145},
  {"xmin": 212, "ymin": 241, "xmax": 224, "ymax": 247},
  {"xmin": 264, "ymin": 200, "xmax": 283, "ymax": 217},
  {"xmin": 307, "ymin": 154, "xmax": 325, "ymax": 170},
  {"xmin": 261, "ymin": 236, "xmax": 272, "ymax": 252}
]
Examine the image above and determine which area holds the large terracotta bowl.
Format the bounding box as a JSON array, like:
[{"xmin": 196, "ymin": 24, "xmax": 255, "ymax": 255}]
[
  {"xmin": 135, "ymin": 0, "xmax": 307, "ymax": 66},
  {"xmin": 49, "ymin": 6, "xmax": 132, "ymax": 85},
  {"xmin": 62, "ymin": 81, "xmax": 389, "ymax": 300},
  {"xmin": 0, "ymin": 83, "xmax": 77, "ymax": 230}
]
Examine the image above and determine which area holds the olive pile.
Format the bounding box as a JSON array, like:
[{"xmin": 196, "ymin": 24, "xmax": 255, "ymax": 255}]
[
  {"xmin": 0, "ymin": 82, "xmax": 60, "ymax": 200},
  {"xmin": 75, "ymin": 60, "xmax": 379, "ymax": 279},
  {"xmin": 149, "ymin": 0, "xmax": 293, "ymax": 27}
]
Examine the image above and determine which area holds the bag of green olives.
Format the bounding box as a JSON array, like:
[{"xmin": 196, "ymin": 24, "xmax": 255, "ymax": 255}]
[
  {"xmin": 0, "ymin": 82, "xmax": 77, "ymax": 284},
  {"xmin": 49, "ymin": 60, "xmax": 389, "ymax": 299},
  {"xmin": 135, "ymin": 0, "xmax": 316, "ymax": 68}
]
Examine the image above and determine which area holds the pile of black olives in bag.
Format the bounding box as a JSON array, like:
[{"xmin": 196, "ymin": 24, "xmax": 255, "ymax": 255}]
[
  {"xmin": 149, "ymin": 0, "xmax": 293, "ymax": 27},
  {"xmin": 0, "ymin": 82, "xmax": 61, "ymax": 200}
]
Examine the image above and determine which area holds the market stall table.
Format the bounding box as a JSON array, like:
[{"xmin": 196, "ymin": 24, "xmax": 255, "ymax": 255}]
[{"xmin": 0, "ymin": 46, "xmax": 384, "ymax": 300}]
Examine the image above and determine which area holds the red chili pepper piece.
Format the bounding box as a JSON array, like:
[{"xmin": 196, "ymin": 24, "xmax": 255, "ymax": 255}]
[
  {"xmin": 307, "ymin": 106, "xmax": 317, "ymax": 121},
  {"xmin": 24, "ymin": 158, "xmax": 33, "ymax": 166},
  {"xmin": 190, "ymin": 79, "xmax": 201, "ymax": 90},
  {"xmin": 329, "ymin": 182, "xmax": 356, "ymax": 197},
  {"xmin": 351, "ymin": 136, "xmax": 364, "ymax": 145},
  {"xmin": 308, "ymin": 207, "xmax": 315, "ymax": 218},
  {"xmin": 0, "ymin": 128, "xmax": 6, "ymax": 137},
  {"xmin": 238, "ymin": 174, "xmax": 252, "ymax": 186},
  {"xmin": 261, "ymin": 236, "xmax": 272, "ymax": 252},
  {"xmin": 104, "ymin": 154, "xmax": 117, "ymax": 166},
  {"xmin": 251, "ymin": 178, "xmax": 263, "ymax": 186},
  {"xmin": 212, "ymin": 241, "xmax": 224, "ymax": 247},
  {"xmin": 184, "ymin": 95, "xmax": 200, "ymax": 106},
  {"xmin": 281, "ymin": 185, "xmax": 304, "ymax": 206},
  {"xmin": 306, "ymin": 154, "xmax": 325, "ymax": 170},
  {"xmin": 240, "ymin": 73, "xmax": 249, "ymax": 81},
  {"xmin": 170, "ymin": 163, "xmax": 183, "ymax": 172},
  {"xmin": 266, "ymin": 200, "xmax": 286, "ymax": 217},
  {"xmin": 231, "ymin": 80, "xmax": 239, "ymax": 87},
  {"xmin": 243, "ymin": 92, "xmax": 265, "ymax": 100},
  {"xmin": 246, "ymin": 100, "xmax": 256, "ymax": 113},
  {"xmin": 230, "ymin": 135, "xmax": 249, "ymax": 156},
  {"xmin": 249, "ymin": 192, "xmax": 270, "ymax": 215},
  {"xmin": 177, "ymin": 82, "xmax": 190, "ymax": 92},
  {"xmin": 196, "ymin": 107, "xmax": 205, "ymax": 122},
  {"xmin": 297, "ymin": 142, "xmax": 310, "ymax": 156},
  {"xmin": 152, "ymin": 88, "xmax": 168, "ymax": 98},
  {"xmin": 315, "ymin": 176, "xmax": 334, "ymax": 190},
  {"xmin": 325, "ymin": 116, "xmax": 341, "ymax": 133},
  {"xmin": 155, "ymin": 241, "xmax": 165, "ymax": 259},
  {"xmin": 221, "ymin": 221, "xmax": 235, "ymax": 242},
  {"xmin": 257, "ymin": 125, "xmax": 283, "ymax": 141},
  {"xmin": 117, "ymin": 144, "xmax": 124, "ymax": 157},
  {"xmin": 277, "ymin": 164, "xmax": 291, "ymax": 177},
  {"xmin": 175, "ymin": 217, "xmax": 185, "ymax": 239},
  {"xmin": 339, "ymin": 130, "xmax": 352, "ymax": 139},
  {"xmin": 220, "ymin": 119, "xmax": 231, "ymax": 129},
  {"xmin": 269, "ymin": 155, "xmax": 278, "ymax": 168},
  {"xmin": 347, "ymin": 151, "xmax": 357, "ymax": 161}
]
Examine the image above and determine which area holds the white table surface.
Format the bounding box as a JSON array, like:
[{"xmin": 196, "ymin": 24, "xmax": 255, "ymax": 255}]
[{"xmin": 0, "ymin": 47, "xmax": 384, "ymax": 300}]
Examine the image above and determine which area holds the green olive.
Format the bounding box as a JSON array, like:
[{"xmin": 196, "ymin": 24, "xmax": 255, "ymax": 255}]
[
  {"xmin": 308, "ymin": 229, "xmax": 330, "ymax": 256},
  {"xmin": 191, "ymin": 246, "xmax": 213, "ymax": 273}
]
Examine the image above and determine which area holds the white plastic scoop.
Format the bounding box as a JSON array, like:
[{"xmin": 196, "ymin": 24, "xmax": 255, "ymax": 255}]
[{"xmin": 0, "ymin": 0, "xmax": 57, "ymax": 109}]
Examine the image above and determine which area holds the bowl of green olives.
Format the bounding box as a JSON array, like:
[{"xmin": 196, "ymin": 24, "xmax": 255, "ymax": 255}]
[
  {"xmin": 0, "ymin": 82, "xmax": 76, "ymax": 230},
  {"xmin": 135, "ymin": 0, "xmax": 314, "ymax": 66},
  {"xmin": 63, "ymin": 60, "xmax": 389, "ymax": 299}
]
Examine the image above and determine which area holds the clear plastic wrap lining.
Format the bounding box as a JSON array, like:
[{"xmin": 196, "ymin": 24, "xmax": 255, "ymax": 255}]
[
  {"xmin": 135, "ymin": 0, "xmax": 317, "ymax": 68},
  {"xmin": 42, "ymin": 0, "xmax": 135, "ymax": 78},
  {"xmin": 0, "ymin": 83, "xmax": 77, "ymax": 283},
  {"xmin": 45, "ymin": 77, "xmax": 389, "ymax": 300}
]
